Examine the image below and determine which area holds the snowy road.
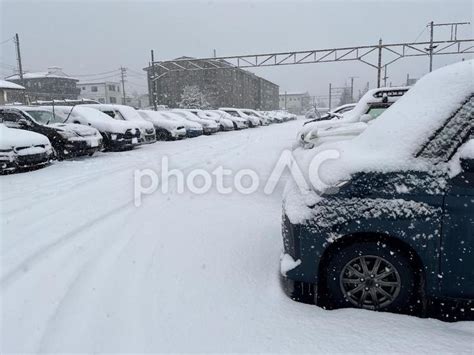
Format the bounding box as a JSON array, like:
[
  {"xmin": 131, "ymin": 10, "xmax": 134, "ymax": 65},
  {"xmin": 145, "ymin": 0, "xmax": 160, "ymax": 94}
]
[{"xmin": 1, "ymin": 120, "xmax": 473, "ymax": 353}]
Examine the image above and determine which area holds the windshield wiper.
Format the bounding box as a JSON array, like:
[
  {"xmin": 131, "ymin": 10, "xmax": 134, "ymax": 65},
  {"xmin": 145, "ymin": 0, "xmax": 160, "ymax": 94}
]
[{"xmin": 64, "ymin": 105, "xmax": 76, "ymax": 123}]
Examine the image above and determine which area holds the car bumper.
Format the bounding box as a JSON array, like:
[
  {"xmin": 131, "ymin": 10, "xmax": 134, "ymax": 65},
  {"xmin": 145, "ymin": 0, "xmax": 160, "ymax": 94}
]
[
  {"xmin": 203, "ymin": 127, "xmax": 219, "ymax": 135},
  {"xmin": 1, "ymin": 151, "xmax": 52, "ymax": 173},
  {"xmin": 61, "ymin": 137, "xmax": 103, "ymax": 158},
  {"xmin": 171, "ymin": 129, "xmax": 187, "ymax": 139},
  {"xmin": 141, "ymin": 133, "xmax": 157, "ymax": 144},
  {"xmin": 280, "ymin": 273, "xmax": 317, "ymax": 304},
  {"xmin": 107, "ymin": 136, "xmax": 141, "ymax": 151},
  {"xmin": 186, "ymin": 129, "xmax": 203, "ymax": 138}
]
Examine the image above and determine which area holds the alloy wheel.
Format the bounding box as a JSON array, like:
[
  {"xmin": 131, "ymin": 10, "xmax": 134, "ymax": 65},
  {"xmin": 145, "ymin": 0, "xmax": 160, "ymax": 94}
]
[{"xmin": 339, "ymin": 255, "xmax": 401, "ymax": 310}]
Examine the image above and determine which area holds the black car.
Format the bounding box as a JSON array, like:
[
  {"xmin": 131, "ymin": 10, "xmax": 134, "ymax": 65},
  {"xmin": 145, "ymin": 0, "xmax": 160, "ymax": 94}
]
[
  {"xmin": 0, "ymin": 107, "xmax": 103, "ymax": 159},
  {"xmin": 281, "ymin": 63, "xmax": 473, "ymax": 320}
]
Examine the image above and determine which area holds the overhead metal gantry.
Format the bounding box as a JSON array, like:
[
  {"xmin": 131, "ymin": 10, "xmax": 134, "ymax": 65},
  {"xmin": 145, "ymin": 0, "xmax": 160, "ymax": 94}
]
[{"xmin": 150, "ymin": 38, "xmax": 474, "ymax": 88}]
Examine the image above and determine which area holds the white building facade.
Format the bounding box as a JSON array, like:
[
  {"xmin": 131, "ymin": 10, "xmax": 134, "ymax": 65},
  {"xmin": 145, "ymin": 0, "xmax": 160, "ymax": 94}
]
[
  {"xmin": 78, "ymin": 81, "xmax": 122, "ymax": 104},
  {"xmin": 279, "ymin": 92, "xmax": 311, "ymax": 115}
]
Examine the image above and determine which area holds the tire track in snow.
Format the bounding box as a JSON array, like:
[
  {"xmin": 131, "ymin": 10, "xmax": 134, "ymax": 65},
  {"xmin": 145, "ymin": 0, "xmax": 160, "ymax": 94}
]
[{"xmin": 0, "ymin": 199, "xmax": 134, "ymax": 288}]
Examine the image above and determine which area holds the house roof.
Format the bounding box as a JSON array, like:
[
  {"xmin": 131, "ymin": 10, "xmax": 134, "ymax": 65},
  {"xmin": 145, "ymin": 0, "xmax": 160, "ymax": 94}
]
[
  {"xmin": 0, "ymin": 80, "xmax": 25, "ymax": 90},
  {"xmin": 5, "ymin": 67, "xmax": 78, "ymax": 81}
]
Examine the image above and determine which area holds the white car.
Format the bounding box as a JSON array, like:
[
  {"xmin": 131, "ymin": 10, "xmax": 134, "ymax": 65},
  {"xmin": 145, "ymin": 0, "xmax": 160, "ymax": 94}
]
[
  {"xmin": 297, "ymin": 86, "xmax": 410, "ymax": 149},
  {"xmin": 240, "ymin": 109, "xmax": 271, "ymax": 125},
  {"xmin": 190, "ymin": 109, "xmax": 234, "ymax": 131},
  {"xmin": 41, "ymin": 105, "xmax": 142, "ymax": 151},
  {"xmin": 83, "ymin": 104, "xmax": 156, "ymax": 144},
  {"xmin": 171, "ymin": 109, "xmax": 219, "ymax": 135},
  {"xmin": 207, "ymin": 110, "xmax": 248, "ymax": 129},
  {"xmin": 219, "ymin": 108, "xmax": 261, "ymax": 127},
  {"xmin": 305, "ymin": 103, "xmax": 356, "ymax": 121},
  {"xmin": 138, "ymin": 110, "xmax": 187, "ymax": 140},
  {"xmin": 158, "ymin": 111, "xmax": 204, "ymax": 137},
  {"xmin": 0, "ymin": 122, "xmax": 53, "ymax": 173}
]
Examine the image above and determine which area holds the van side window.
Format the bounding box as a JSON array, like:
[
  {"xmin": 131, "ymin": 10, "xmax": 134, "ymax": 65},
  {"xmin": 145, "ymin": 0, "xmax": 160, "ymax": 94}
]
[{"xmin": 417, "ymin": 96, "xmax": 473, "ymax": 162}]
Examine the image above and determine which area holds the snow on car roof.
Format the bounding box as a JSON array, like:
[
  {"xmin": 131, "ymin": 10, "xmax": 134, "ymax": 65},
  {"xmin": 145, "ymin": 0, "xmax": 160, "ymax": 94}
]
[
  {"xmin": 339, "ymin": 86, "xmax": 410, "ymax": 123},
  {"xmin": 286, "ymin": 60, "xmax": 473, "ymax": 223}
]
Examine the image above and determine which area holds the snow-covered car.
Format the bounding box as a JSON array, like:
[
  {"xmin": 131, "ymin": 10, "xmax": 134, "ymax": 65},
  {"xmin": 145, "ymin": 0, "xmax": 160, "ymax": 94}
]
[
  {"xmin": 41, "ymin": 105, "xmax": 142, "ymax": 151},
  {"xmin": 282, "ymin": 59, "xmax": 474, "ymax": 318},
  {"xmin": 297, "ymin": 86, "xmax": 410, "ymax": 149},
  {"xmin": 190, "ymin": 109, "xmax": 234, "ymax": 131},
  {"xmin": 158, "ymin": 111, "xmax": 203, "ymax": 137},
  {"xmin": 305, "ymin": 107, "xmax": 331, "ymax": 119},
  {"xmin": 138, "ymin": 110, "xmax": 187, "ymax": 140},
  {"xmin": 261, "ymin": 111, "xmax": 284, "ymax": 123},
  {"xmin": 305, "ymin": 103, "xmax": 356, "ymax": 122},
  {"xmin": 171, "ymin": 109, "xmax": 219, "ymax": 135},
  {"xmin": 0, "ymin": 106, "xmax": 102, "ymax": 159},
  {"xmin": 207, "ymin": 110, "xmax": 248, "ymax": 129},
  {"xmin": 219, "ymin": 108, "xmax": 261, "ymax": 127},
  {"xmin": 82, "ymin": 104, "xmax": 156, "ymax": 144},
  {"xmin": 241, "ymin": 109, "xmax": 271, "ymax": 125},
  {"xmin": 263, "ymin": 110, "xmax": 297, "ymax": 123},
  {"xmin": 0, "ymin": 123, "xmax": 53, "ymax": 173}
]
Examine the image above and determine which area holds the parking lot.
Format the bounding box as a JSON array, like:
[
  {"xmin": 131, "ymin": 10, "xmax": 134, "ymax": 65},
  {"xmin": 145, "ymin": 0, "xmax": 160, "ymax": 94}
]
[{"xmin": 1, "ymin": 119, "xmax": 472, "ymax": 353}]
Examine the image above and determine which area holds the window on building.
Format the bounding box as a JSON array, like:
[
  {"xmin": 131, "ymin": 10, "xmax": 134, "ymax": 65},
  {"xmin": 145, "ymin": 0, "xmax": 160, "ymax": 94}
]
[
  {"xmin": 109, "ymin": 97, "xmax": 117, "ymax": 103},
  {"xmin": 91, "ymin": 86, "xmax": 98, "ymax": 92},
  {"xmin": 98, "ymin": 98, "xmax": 105, "ymax": 103},
  {"xmin": 108, "ymin": 85, "xmax": 115, "ymax": 91},
  {"xmin": 82, "ymin": 87, "xmax": 86, "ymax": 90}
]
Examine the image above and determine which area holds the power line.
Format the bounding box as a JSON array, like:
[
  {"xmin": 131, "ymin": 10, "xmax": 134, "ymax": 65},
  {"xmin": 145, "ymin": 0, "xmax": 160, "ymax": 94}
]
[
  {"xmin": 70, "ymin": 69, "xmax": 121, "ymax": 77},
  {"xmin": 412, "ymin": 26, "xmax": 427, "ymax": 43},
  {"xmin": 0, "ymin": 36, "xmax": 14, "ymax": 45},
  {"xmin": 76, "ymin": 73, "xmax": 122, "ymax": 82},
  {"xmin": 127, "ymin": 68, "xmax": 146, "ymax": 76}
]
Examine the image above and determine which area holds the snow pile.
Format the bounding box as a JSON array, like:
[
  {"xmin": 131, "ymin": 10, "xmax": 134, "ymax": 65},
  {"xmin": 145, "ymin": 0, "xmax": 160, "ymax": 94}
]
[
  {"xmin": 286, "ymin": 60, "xmax": 474, "ymax": 224},
  {"xmin": 280, "ymin": 253, "xmax": 302, "ymax": 276}
]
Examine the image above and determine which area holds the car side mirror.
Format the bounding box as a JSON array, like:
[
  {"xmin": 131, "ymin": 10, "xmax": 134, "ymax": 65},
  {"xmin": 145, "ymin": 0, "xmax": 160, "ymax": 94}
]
[
  {"xmin": 18, "ymin": 118, "xmax": 31, "ymax": 127},
  {"xmin": 359, "ymin": 114, "xmax": 372, "ymax": 123},
  {"xmin": 460, "ymin": 158, "xmax": 474, "ymax": 172}
]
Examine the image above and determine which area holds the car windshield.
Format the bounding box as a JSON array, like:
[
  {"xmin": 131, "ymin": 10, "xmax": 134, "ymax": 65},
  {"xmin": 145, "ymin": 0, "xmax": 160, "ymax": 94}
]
[
  {"xmin": 417, "ymin": 95, "xmax": 473, "ymax": 161},
  {"xmin": 25, "ymin": 109, "xmax": 64, "ymax": 124},
  {"xmin": 364, "ymin": 106, "xmax": 388, "ymax": 120}
]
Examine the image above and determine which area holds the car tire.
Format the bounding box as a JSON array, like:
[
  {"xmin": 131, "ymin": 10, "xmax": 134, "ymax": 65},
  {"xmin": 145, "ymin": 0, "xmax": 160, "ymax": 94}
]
[
  {"xmin": 156, "ymin": 130, "xmax": 171, "ymax": 141},
  {"xmin": 325, "ymin": 241, "xmax": 417, "ymax": 314}
]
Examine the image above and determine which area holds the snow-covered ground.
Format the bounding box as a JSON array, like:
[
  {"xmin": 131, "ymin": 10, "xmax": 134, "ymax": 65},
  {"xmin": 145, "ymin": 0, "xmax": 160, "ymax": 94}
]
[{"xmin": 1, "ymin": 120, "xmax": 472, "ymax": 353}]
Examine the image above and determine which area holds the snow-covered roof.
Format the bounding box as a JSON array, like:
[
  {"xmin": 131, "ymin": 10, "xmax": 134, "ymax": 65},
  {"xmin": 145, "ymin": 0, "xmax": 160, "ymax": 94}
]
[
  {"xmin": 0, "ymin": 80, "xmax": 25, "ymax": 90},
  {"xmin": 5, "ymin": 67, "xmax": 78, "ymax": 81}
]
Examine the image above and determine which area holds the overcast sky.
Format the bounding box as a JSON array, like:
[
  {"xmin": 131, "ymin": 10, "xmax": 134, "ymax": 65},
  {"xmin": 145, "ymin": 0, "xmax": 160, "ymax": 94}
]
[{"xmin": 1, "ymin": 0, "xmax": 473, "ymax": 100}]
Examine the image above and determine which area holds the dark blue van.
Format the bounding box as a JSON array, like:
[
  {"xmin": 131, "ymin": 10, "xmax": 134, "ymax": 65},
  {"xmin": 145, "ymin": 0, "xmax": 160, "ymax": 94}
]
[{"xmin": 281, "ymin": 72, "xmax": 473, "ymax": 320}]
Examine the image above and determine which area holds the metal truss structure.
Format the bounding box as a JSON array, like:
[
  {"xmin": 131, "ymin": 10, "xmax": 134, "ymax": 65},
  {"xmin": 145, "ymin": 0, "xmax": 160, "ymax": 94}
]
[{"xmin": 150, "ymin": 38, "xmax": 474, "ymax": 87}]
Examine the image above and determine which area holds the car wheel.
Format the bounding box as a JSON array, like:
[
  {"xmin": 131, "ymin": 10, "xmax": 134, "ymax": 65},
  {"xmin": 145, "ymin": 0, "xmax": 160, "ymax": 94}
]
[
  {"xmin": 156, "ymin": 130, "xmax": 170, "ymax": 141},
  {"xmin": 325, "ymin": 242, "xmax": 417, "ymax": 313}
]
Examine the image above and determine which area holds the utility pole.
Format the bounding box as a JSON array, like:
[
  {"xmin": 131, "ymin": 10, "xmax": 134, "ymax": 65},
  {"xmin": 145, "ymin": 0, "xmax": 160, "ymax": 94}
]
[
  {"xmin": 213, "ymin": 49, "xmax": 217, "ymax": 58},
  {"xmin": 426, "ymin": 21, "xmax": 470, "ymax": 72},
  {"xmin": 151, "ymin": 50, "xmax": 157, "ymax": 110},
  {"xmin": 328, "ymin": 83, "xmax": 332, "ymax": 110},
  {"xmin": 120, "ymin": 66, "xmax": 127, "ymax": 105},
  {"xmin": 377, "ymin": 38, "xmax": 383, "ymax": 88},
  {"xmin": 284, "ymin": 91, "xmax": 287, "ymax": 110},
  {"xmin": 348, "ymin": 76, "xmax": 358, "ymax": 102},
  {"xmin": 428, "ymin": 21, "xmax": 434, "ymax": 72},
  {"xmin": 14, "ymin": 33, "xmax": 27, "ymax": 103},
  {"xmin": 383, "ymin": 65, "xmax": 388, "ymax": 87}
]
